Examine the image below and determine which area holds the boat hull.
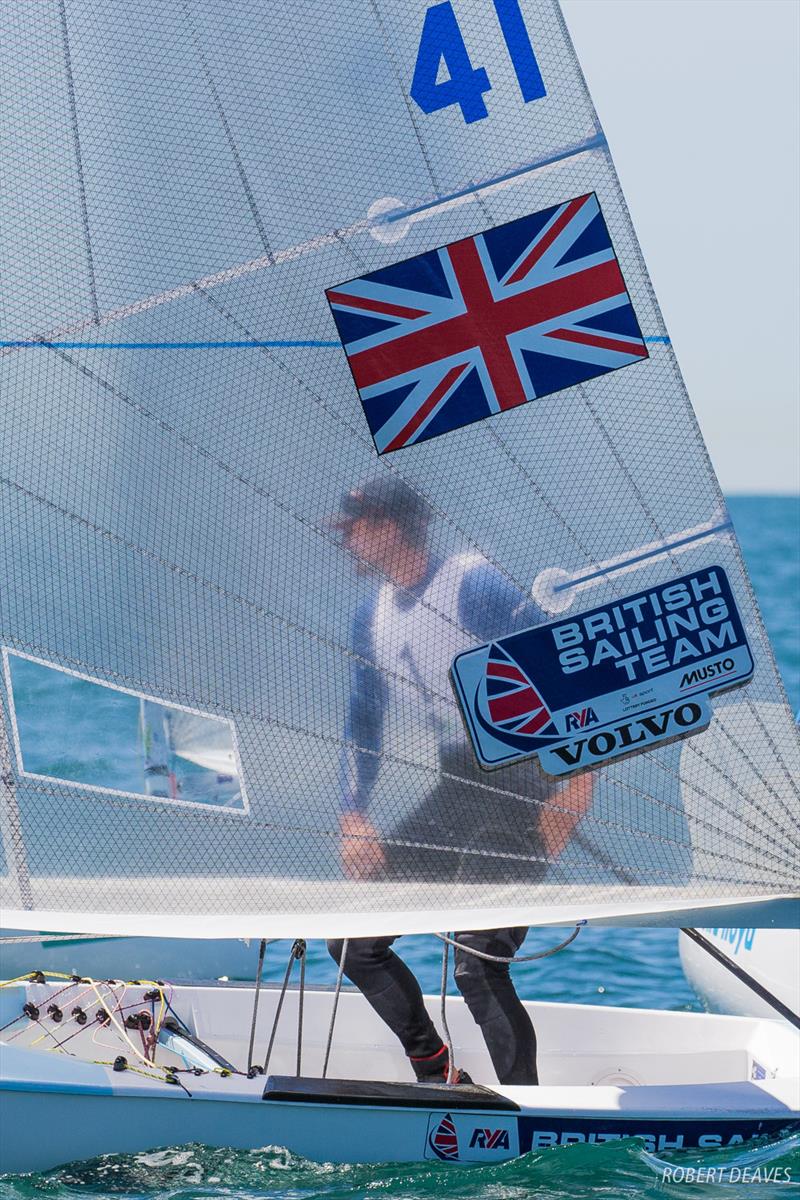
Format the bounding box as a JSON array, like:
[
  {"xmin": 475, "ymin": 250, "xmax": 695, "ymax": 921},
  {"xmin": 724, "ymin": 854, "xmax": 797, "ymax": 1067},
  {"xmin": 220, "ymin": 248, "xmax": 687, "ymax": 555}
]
[
  {"xmin": 1, "ymin": 982, "xmax": 798, "ymax": 1173},
  {"xmin": 1, "ymin": 1074, "xmax": 797, "ymax": 1174}
]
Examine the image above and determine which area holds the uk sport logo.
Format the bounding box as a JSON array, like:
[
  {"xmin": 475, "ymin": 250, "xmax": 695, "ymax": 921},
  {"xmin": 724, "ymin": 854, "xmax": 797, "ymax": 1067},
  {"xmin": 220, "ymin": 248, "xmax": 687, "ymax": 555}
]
[{"xmin": 326, "ymin": 193, "xmax": 647, "ymax": 453}]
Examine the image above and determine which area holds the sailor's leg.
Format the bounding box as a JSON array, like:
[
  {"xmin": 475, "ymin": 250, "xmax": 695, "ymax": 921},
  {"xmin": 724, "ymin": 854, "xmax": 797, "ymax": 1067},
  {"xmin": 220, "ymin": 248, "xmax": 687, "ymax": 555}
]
[
  {"xmin": 453, "ymin": 927, "xmax": 538, "ymax": 1085},
  {"xmin": 327, "ymin": 937, "xmax": 447, "ymax": 1078}
]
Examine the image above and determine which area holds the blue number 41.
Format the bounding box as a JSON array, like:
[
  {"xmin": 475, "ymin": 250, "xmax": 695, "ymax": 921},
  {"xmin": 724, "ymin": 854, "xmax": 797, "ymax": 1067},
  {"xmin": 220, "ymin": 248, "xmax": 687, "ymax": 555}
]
[{"xmin": 410, "ymin": 0, "xmax": 546, "ymax": 124}]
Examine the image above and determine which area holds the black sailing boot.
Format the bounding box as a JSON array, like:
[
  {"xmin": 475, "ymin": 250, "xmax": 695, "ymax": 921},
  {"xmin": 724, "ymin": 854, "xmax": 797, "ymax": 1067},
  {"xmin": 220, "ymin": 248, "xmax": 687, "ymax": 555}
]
[{"xmin": 409, "ymin": 1044, "xmax": 473, "ymax": 1084}]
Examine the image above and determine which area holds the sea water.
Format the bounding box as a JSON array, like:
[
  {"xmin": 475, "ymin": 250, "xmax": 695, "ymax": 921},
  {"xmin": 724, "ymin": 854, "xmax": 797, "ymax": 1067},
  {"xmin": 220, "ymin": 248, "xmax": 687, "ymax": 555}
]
[{"xmin": 1, "ymin": 494, "xmax": 798, "ymax": 1199}]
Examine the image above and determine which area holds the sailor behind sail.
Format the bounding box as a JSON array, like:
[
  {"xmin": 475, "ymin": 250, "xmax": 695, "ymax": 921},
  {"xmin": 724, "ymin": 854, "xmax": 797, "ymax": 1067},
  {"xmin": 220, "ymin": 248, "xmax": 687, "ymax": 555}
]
[
  {"xmin": 327, "ymin": 476, "xmax": 594, "ymax": 1086},
  {"xmin": 333, "ymin": 475, "xmax": 593, "ymax": 881}
]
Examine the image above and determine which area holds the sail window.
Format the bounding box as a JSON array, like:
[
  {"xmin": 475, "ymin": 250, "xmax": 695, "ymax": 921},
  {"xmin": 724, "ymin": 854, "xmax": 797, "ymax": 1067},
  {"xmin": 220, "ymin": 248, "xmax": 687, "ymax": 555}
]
[{"xmin": 2, "ymin": 651, "xmax": 246, "ymax": 812}]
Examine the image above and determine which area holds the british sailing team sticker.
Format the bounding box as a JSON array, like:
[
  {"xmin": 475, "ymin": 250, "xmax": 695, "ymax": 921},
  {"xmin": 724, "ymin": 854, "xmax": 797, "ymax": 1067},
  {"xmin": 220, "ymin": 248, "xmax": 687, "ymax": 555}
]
[{"xmin": 450, "ymin": 566, "xmax": 753, "ymax": 775}]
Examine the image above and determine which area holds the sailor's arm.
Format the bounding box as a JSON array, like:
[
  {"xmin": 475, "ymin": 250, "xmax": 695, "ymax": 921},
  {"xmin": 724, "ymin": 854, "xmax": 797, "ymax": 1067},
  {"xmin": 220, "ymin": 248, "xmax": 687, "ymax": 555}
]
[
  {"xmin": 538, "ymin": 771, "xmax": 595, "ymax": 860},
  {"xmin": 338, "ymin": 598, "xmax": 389, "ymax": 879}
]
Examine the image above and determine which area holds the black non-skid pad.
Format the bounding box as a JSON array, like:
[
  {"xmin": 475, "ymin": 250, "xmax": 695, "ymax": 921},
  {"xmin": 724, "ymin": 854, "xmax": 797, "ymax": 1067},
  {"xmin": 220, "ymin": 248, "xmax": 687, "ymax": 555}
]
[{"xmin": 263, "ymin": 1075, "xmax": 520, "ymax": 1111}]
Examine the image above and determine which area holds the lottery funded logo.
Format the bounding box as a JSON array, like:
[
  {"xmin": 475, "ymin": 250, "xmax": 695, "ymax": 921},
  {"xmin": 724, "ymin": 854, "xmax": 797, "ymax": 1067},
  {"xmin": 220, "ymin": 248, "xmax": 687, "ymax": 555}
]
[{"xmin": 450, "ymin": 566, "xmax": 753, "ymax": 775}]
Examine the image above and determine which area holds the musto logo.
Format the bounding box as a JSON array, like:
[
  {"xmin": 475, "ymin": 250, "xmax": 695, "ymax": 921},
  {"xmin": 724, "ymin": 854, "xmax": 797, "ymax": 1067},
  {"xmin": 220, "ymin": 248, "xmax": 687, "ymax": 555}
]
[
  {"xmin": 450, "ymin": 566, "xmax": 753, "ymax": 775},
  {"xmin": 425, "ymin": 1112, "xmax": 519, "ymax": 1161},
  {"xmin": 680, "ymin": 657, "xmax": 736, "ymax": 690}
]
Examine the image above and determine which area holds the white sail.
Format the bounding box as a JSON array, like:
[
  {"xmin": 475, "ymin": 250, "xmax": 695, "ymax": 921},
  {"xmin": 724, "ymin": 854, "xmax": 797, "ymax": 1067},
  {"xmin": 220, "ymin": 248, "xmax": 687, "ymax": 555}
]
[{"xmin": 0, "ymin": 0, "xmax": 797, "ymax": 937}]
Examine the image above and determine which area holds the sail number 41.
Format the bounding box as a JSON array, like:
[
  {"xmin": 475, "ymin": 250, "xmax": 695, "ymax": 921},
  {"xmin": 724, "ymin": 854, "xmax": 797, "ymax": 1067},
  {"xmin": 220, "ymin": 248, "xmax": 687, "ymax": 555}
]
[{"xmin": 411, "ymin": 0, "xmax": 546, "ymax": 124}]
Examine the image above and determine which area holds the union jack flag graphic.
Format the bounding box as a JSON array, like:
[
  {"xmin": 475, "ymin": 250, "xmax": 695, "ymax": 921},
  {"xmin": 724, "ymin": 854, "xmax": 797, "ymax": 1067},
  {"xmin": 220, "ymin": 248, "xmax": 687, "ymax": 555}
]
[
  {"xmin": 326, "ymin": 193, "xmax": 647, "ymax": 454},
  {"xmin": 428, "ymin": 1112, "xmax": 459, "ymax": 1161},
  {"xmin": 485, "ymin": 643, "xmax": 556, "ymax": 738}
]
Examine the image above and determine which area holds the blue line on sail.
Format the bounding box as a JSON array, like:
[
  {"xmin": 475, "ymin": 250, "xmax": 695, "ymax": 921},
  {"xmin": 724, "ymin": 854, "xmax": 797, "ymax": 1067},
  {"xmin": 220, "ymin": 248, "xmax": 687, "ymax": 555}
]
[
  {"xmin": 378, "ymin": 131, "xmax": 609, "ymax": 224},
  {"xmin": 644, "ymin": 336, "xmax": 670, "ymax": 344},
  {"xmin": 0, "ymin": 340, "xmax": 341, "ymax": 349},
  {"xmin": 3, "ymin": 334, "xmax": 669, "ymax": 349},
  {"xmin": 552, "ymin": 520, "xmax": 735, "ymax": 593}
]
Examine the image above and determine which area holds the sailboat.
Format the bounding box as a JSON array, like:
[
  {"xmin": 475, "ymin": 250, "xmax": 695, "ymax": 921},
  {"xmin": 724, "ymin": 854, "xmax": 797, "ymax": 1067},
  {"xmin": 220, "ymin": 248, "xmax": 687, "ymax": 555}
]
[
  {"xmin": 1, "ymin": 0, "xmax": 798, "ymax": 1174},
  {"xmin": 680, "ymin": 928, "xmax": 800, "ymax": 1020}
]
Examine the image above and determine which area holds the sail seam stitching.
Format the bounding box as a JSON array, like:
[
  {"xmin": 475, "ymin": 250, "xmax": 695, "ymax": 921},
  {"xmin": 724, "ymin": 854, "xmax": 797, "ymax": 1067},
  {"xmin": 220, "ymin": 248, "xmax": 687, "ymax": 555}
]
[
  {"xmin": 56, "ymin": 0, "xmax": 100, "ymax": 325},
  {"xmin": 180, "ymin": 0, "xmax": 275, "ymax": 264}
]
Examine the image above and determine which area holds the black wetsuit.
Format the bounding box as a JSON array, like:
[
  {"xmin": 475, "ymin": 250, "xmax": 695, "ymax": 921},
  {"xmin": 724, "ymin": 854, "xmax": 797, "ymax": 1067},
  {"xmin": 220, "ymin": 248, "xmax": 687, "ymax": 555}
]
[
  {"xmin": 329, "ymin": 747, "xmax": 549, "ymax": 1085},
  {"xmin": 327, "ymin": 927, "xmax": 537, "ymax": 1085}
]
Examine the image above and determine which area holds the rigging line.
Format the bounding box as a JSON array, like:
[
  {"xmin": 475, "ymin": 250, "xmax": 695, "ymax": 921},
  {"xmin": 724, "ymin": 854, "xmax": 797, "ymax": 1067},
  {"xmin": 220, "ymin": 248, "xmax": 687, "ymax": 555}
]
[
  {"xmin": 94, "ymin": 978, "xmax": 138, "ymax": 1050},
  {"xmin": 180, "ymin": 0, "xmax": 274, "ymax": 263},
  {"xmin": 439, "ymin": 935, "xmax": 456, "ymax": 1084},
  {"xmin": 681, "ymin": 928, "xmax": 800, "ymax": 1030},
  {"xmin": 262, "ymin": 940, "xmax": 302, "ymax": 1076},
  {"xmin": 56, "ymin": 0, "xmax": 99, "ymax": 325},
  {"xmin": 246, "ymin": 939, "xmax": 267, "ymax": 1075},
  {"xmin": 436, "ymin": 925, "xmax": 582, "ymax": 963},
  {"xmin": 382, "ymin": 132, "xmax": 609, "ymax": 226},
  {"xmin": 551, "ymin": 521, "xmax": 735, "ymax": 592},
  {"xmin": 322, "ymin": 937, "xmax": 349, "ymax": 1079},
  {"xmin": 295, "ymin": 940, "xmax": 306, "ymax": 1077}
]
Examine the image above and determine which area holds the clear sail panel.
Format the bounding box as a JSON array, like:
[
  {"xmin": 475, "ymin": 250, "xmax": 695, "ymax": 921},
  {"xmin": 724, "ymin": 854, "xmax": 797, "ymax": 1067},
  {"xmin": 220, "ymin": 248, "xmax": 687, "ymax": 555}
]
[{"xmin": 0, "ymin": 0, "xmax": 797, "ymax": 935}]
